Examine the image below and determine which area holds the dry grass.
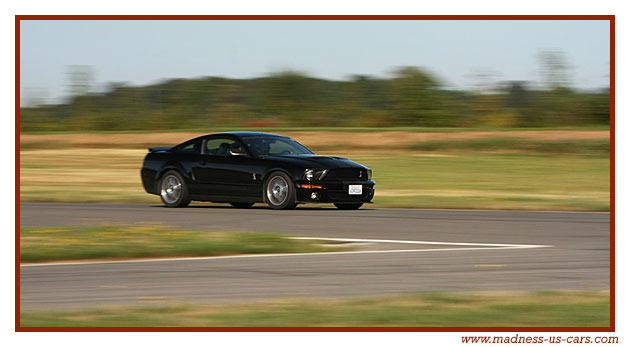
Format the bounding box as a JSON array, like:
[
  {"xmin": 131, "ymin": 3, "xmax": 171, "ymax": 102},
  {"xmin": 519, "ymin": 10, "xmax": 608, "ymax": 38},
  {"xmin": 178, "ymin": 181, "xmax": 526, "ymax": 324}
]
[
  {"xmin": 21, "ymin": 225, "xmax": 344, "ymax": 263},
  {"xmin": 289, "ymin": 130, "xmax": 609, "ymax": 150},
  {"xmin": 20, "ymin": 130, "xmax": 609, "ymax": 151},
  {"xmin": 19, "ymin": 131, "xmax": 610, "ymax": 210},
  {"xmin": 20, "ymin": 149, "xmax": 152, "ymax": 203}
]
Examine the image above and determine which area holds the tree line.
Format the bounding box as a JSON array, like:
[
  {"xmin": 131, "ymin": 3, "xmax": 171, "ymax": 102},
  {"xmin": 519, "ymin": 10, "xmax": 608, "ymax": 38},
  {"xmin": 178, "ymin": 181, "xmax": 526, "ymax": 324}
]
[{"xmin": 20, "ymin": 67, "xmax": 610, "ymax": 132}]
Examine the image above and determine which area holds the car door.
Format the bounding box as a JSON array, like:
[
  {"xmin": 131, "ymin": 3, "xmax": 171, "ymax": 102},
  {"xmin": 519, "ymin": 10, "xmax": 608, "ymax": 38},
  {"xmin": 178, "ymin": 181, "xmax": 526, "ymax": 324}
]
[
  {"xmin": 193, "ymin": 136, "xmax": 261, "ymax": 198},
  {"xmin": 168, "ymin": 139, "xmax": 208, "ymax": 195}
]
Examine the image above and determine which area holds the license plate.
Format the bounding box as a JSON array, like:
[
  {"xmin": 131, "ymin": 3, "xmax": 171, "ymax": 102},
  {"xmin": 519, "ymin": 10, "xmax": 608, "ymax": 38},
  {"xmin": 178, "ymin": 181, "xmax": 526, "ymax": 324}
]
[{"xmin": 348, "ymin": 185, "xmax": 363, "ymax": 195}]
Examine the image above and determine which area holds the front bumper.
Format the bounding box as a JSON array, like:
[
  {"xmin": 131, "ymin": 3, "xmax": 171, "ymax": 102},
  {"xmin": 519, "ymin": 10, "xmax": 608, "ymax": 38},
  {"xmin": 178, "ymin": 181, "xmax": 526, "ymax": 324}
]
[{"xmin": 295, "ymin": 180, "xmax": 375, "ymax": 204}]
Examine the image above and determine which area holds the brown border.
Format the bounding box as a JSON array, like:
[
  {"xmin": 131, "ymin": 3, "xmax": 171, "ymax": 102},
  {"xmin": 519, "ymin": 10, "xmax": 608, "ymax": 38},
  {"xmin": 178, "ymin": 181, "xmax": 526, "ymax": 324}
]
[
  {"xmin": 609, "ymin": 16, "xmax": 616, "ymax": 333},
  {"xmin": 15, "ymin": 15, "xmax": 21, "ymax": 333},
  {"xmin": 15, "ymin": 15, "xmax": 615, "ymax": 332}
]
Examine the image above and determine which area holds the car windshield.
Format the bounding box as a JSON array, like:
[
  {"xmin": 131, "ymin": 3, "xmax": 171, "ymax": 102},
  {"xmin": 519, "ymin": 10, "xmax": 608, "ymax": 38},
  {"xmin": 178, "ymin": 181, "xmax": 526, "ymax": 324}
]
[{"xmin": 241, "ymin": 136, "xmax": 313, "ymax": 157}]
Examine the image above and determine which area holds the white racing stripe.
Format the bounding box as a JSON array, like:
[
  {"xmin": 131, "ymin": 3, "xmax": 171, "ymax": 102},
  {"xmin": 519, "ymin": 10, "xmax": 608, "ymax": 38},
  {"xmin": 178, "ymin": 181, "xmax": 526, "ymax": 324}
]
[{"xmin": 20, "ymin": 237, "xmax": 550, "ymax": 268}]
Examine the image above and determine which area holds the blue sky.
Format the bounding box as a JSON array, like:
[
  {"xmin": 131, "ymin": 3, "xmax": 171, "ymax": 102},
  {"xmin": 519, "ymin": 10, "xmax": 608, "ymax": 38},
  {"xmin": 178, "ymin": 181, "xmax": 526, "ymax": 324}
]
[{"xmin": 20, "ymin": 20, "xmax": 610, "ymax": 105}]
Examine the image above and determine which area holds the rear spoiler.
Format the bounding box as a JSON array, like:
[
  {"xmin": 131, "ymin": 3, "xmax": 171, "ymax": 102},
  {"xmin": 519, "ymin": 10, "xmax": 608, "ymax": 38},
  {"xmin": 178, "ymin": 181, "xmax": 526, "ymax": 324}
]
[{"xmin": 148, "ymin": 146, "xmax": 172, "ymax": 153}]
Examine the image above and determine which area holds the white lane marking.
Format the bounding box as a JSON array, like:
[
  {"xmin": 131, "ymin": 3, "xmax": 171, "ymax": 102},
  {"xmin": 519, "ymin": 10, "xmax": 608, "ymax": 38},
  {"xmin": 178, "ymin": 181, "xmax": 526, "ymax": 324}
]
[
  {"xmin": 20, "ymin": 237, "xmax": 550, "ymax": 268},
  {"xmin": 291, "ymin": 237, "xmax": 548, "ymax": 248},
  {"xmin": 19, "ymin": 247, "xmax": 542, "ymax": 268}
]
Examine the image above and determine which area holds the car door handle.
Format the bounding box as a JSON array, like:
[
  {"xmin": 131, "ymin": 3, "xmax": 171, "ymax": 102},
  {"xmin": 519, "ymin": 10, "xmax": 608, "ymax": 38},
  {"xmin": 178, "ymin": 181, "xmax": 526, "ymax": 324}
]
[{"xmin": 200, "ymin": 162, "xmax": 208, "ymax": 166}]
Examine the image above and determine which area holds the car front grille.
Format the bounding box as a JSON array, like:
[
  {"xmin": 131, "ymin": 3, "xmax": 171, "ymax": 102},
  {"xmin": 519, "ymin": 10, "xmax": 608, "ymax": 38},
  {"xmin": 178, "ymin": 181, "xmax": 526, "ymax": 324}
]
[{"xmin": 323, "ymin": 168, "xmax": 368, "ymax": 181}]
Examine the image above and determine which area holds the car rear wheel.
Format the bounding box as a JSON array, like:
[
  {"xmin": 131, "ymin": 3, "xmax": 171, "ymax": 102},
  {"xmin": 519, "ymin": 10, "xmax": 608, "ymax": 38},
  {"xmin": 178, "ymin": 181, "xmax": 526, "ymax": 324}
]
[
  {"xmin": 334, "ymin": 203, "xmax": 363, "ymax": 210},
  {"xmin": 159, "ymin": 170, "xmax": 190, "ymax": 207},
  {"xmin": 264, "ymin": 172, "xmax": 296, "ymax": 210},
  {"xmin": 230, "ymin": 202, "xmax": 254, "ymax": 208}
]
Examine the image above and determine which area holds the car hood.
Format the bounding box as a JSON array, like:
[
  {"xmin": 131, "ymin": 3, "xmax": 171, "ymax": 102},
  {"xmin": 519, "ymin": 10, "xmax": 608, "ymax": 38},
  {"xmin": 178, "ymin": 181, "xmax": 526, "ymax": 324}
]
[{"xmin": 265, "ymin": 154, "xmax": 367, "ymax": 169}]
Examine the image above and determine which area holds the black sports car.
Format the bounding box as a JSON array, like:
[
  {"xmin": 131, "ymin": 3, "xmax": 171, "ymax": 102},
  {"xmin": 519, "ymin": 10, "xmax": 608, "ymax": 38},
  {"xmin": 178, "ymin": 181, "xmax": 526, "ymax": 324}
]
[{"xmin": 141, "ymin": 132, "xmax": 375, "ymax": 210}]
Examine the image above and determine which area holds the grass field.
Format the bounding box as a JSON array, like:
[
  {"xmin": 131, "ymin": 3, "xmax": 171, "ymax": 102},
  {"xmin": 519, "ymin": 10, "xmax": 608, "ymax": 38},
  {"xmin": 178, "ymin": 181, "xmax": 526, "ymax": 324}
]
[
  {"xmin": 20, "ymin": 291, "xmax": 609, "ymax": 327},
  {"xmin": 20, "ymin": 128, "xmax": 609, "ymax": 151},
  {"xmin": 20, "ymin": 125, "xmax": 610, "ymax": 135},
  {"xmin": 19, "ymin": 130, "xmax": 610, "ymax": 211},
  {"xmin": 20, "ymin": 226, "xmax": 344, "ymax": 263}
]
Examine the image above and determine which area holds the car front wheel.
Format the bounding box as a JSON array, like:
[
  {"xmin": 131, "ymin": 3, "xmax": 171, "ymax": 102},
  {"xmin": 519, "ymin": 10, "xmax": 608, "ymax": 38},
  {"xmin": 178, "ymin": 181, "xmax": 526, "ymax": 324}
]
[
  {"xmin": 264, "ymin": 172, "xmax": 297, "ymax": 210},
  {"xmin": 159, "ymin": 170, "xmax": 191, "ymax": 207}
]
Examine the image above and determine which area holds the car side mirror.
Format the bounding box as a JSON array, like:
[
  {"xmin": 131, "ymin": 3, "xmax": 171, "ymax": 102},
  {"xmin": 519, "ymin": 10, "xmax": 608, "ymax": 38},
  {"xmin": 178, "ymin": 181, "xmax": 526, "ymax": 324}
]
[{"xmin": 228, "ymin": 148, "xmax": 247, "ymax": 156}]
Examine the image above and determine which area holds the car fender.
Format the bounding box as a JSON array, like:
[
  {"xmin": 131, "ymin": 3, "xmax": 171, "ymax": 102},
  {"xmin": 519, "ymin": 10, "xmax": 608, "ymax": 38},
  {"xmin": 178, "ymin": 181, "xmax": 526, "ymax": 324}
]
[
  {"xmin": 261, "ymin": 167, "xmax": 297, "ymax": 185},
  {"xmin": 157, "ymin": 161, "xmax": 192, "ymax": 183}
]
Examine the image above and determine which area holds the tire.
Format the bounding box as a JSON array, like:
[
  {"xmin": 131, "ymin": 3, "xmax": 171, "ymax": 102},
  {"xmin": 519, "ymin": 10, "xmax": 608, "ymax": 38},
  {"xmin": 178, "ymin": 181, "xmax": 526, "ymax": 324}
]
[
  {"xmin": 159, "ymin": 170, "xmax": 191, "ymax": 207},
  {"xmin": 334, "ymin": 203, "xmax": 363, "ymax": 210},
  {"xmin": 264, "ymin": 171, "xmax": 297, "ymax": 210},
  {"xmin": 230, "ymin": 202, "xmax": 254, "ymax": 208}
]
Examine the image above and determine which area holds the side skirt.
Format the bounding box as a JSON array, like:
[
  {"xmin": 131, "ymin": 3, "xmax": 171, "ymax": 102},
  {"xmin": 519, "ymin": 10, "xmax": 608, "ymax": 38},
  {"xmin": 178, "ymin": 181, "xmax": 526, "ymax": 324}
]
[{"xmin": 189, "ymin": 195, "xmax": 263, "ymax": 203}]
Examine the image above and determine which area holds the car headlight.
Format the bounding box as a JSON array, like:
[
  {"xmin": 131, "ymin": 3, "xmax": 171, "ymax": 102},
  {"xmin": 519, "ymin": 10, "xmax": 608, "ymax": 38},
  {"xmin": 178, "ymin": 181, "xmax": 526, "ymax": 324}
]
[
  {"xmin": 303, "ymin": 169, "xmax": 327, "ymax": 181},
  {"xmin": 367, "ymin": 169, "xmax": 372, "ymax": 180}
]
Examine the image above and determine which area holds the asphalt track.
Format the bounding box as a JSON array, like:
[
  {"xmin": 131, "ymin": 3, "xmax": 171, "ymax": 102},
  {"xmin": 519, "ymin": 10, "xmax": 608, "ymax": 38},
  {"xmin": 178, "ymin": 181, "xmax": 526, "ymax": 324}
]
[{"xmin": 20, "ymin": 202, "xmax": 610, "ymax": 310}]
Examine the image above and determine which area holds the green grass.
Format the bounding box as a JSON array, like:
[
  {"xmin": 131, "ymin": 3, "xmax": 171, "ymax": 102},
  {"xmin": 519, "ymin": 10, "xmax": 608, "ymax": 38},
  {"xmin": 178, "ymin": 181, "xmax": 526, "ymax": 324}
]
[
  {"xmin": 359, "ymin": 153, "xmax": 610, "ymax": 211},
  {"xmin": 20, "ymin": 226, "xmax": 345, "ymax": 263},
  {"xmin": 20, "ymin": 291, "xmax": 610, "ymax": 327}
]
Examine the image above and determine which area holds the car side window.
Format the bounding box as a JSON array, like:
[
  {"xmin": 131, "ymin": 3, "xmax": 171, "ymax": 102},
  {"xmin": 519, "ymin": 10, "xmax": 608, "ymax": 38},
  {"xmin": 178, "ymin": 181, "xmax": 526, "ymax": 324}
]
[
  {"xmin": 203, "ymin": 138, "xmax": 245, "ymax": 156},
  {"xmin": 175, "ymin": 140, "xmax": 200, "ymax": 154}
]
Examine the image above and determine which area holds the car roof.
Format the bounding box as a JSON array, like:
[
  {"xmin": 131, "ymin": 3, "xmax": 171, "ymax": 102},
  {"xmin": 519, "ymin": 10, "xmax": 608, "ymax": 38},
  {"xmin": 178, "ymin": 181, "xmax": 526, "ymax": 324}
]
[
  {"xmin": 174, "ymin": 132, "xmax": 289, "ymax": 148},
  {"xmin": 219, "ymin": 131, "xmax": 288, "ymax": 138}
]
